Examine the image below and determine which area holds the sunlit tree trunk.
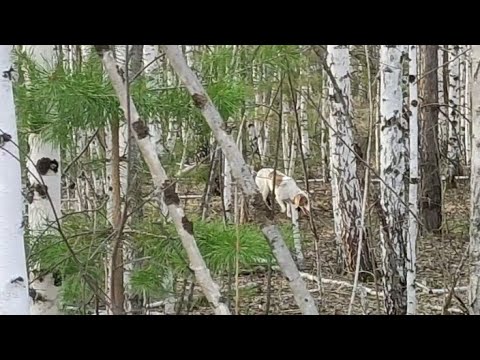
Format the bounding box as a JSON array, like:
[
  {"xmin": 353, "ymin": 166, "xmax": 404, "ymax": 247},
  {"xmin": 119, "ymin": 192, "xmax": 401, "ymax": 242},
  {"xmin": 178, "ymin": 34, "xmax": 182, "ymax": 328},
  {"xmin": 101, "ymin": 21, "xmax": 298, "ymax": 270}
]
[
  {"xmin": 0, "ymin": 44, "xmax": 30, "ymax": 315},
  {"xmin": 406, "ymin": 45, "xmax": 418, "ymax": 314},
  {"xmin": 379, "ymin": 45, "xmax": 408, "ymax": 315},
  {"xmin": 24, "ymin": 45, "xmax": 63, "ymax": 315},
  {"xmin": 469, "ymin": 44, "xmax": 480, "ymax": 315}
]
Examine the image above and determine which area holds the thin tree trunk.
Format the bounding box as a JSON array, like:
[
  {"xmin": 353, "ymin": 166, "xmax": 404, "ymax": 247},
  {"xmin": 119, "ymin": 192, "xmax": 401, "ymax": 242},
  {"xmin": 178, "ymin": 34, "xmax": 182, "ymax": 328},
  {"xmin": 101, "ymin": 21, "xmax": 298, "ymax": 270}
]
[
  {"xmin": 161, "ymin": 45, "xmax": 319, "ymax": 315},
  {"xmin": 106, "ymin": 116, "xmax": 125, "ymax": 315},
  {"xmin": 420, "ymin": 45, "xmax": 443, "ymax": 233},
  {"xmin": 0, "ymin": 44, "xmax": 30, "ymax": 315},
  {"xmin": 407, "ymin": 45, "xmax": 418, "ymax": 314},
  {"xmin": 469, "ymin": 45, "xmax": 480, "ymax": 314},
  {"xmin": 95, "ymin": 45, "xmax": 230, "ymax": 315},
  {"xmin": 447, "ymin": 45, "xmax": 462, "ymax": 187},
  {"xmin": 379, "ymin": 45, "xmax": 408, "ymax": 315}
]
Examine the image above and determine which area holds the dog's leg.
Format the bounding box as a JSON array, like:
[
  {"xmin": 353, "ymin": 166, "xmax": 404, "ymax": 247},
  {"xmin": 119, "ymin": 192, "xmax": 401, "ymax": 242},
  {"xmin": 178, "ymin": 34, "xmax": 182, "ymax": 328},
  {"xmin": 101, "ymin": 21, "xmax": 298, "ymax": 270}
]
[
  {"xmin": 276, "ymin": 197, "xmax": 288, "ymax": 215},
  {"xmin": 259, "ymin": 182, "xmax": 272, "ymax": 210}
]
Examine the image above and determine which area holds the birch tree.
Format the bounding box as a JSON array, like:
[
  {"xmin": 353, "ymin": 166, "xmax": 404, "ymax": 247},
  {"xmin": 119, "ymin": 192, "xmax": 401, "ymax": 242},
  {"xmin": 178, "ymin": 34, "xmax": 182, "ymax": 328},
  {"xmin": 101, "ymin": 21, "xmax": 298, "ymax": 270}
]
[
  {"xmin": 379, "ymin": 45, "xmax": 408, "ymax": 315},
  {"xmin": 420, "ymin": 45, "xmax": 442, "ymax": 233},
  {"xmin": 0, "ymin": 44, "xmax": 30, "ymax": 315},
  {"xmin": 406, "ymin": 45, "xmax": 418, "ymax": 314},
  {"xmin": 447, "ymin": 45, "xmax": 462, "ymax": 187},
  {"xmin": 23, "ymin": 45, "xmax": 63, "ymax": 315},
  {"xmin": 161, "ymin": 45, "xmax": 319, "ymax": 315},
  {"xmin": 326, "ymin": 45, "xmax": 373, "ymax": 277},
  {"xmin": 469, "ymin": 44, "xmax": 480, "ymax": 315},
  {"xmin": 95, "ymin": 45, "xmax": 231, "ymax": 315}
]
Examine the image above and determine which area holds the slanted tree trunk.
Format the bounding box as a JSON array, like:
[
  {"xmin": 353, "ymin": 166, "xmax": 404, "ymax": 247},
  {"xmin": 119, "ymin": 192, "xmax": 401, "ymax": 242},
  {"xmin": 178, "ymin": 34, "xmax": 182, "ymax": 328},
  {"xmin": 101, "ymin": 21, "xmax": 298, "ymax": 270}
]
[
  {"xmin": 420, "ymin": 45, "xmax": 443, "ymax": 233},
  {"xmin": 407, "ymin": 45, "xmax": 419, "ymax": 315},
  {"xmin": 23, "ymin": 45, "xmax": 63, "ymax": 315},
  {"xmin": 0, "ymin": 45, "xmax": 30, "ymax": 315},
  {"xmin": 469, "ymin": 45, "xmax": 480, "ymax": 315},
  {"xmin": 326, "ymin": 45, "xmax": 374, "ymax": 278},
  {"xmin": 161, "ymin": 45, "xmax": 319, "ymax": 315},
  {"xmin": 379, "ymin": 45, "xmax": 408, "ymax": 315},
  {"xmin": 95, "ymin": 45, "xmax": 231, "ymax": 315}
]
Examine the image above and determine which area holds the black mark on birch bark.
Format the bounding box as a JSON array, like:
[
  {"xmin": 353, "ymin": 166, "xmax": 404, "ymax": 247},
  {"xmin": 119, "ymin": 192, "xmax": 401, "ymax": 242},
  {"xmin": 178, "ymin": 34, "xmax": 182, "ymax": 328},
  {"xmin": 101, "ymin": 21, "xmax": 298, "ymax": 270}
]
[
  {"xmin": 132, "ymin": 120, "xmax": 149, "ymax": 139},
  {"xmin": 163, "ymin": 181, "xmax": 180, "ymax": 206},
  {"xmin": 0, "ymin": 133, "xmax": 12, "ymax": 147},
  {"xmin": 10, "ymin": 276, "xmax": 24, "ymax": 284},
  {"xmin": 116, "ymin": 65, "xmax": 125, "ymax": 82},
  {"xmin": 182, "ymin": 216, "xmax": 194, "ymax": 235},
  {"xmin": 34, "ymin": 184, "xmax": 48, "ymax": 198},
  {"xmin": 2, "ymin": 66, "xmax": 14, "ymax": 80},
  {"xmin": 192, "ymin": 93, "xmax": 207, "ymax": 109},
  {"xmin": 36, "ymin": 158, "xmax": 58, "ymax": 175}
]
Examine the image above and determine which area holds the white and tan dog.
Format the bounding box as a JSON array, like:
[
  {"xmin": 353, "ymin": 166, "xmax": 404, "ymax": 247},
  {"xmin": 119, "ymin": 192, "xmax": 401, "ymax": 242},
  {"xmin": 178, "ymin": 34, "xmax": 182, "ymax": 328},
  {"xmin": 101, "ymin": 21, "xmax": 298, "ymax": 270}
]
[{"xmin": 254, "ymin": 168, "xmax": 310, "ymax": 218}]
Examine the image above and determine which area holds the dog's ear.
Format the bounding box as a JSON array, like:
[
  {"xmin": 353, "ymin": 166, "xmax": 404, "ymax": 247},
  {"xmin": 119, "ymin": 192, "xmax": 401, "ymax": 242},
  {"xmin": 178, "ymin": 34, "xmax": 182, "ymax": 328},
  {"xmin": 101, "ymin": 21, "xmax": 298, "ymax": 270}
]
[
  {"xmin": 293, "ymin": 194, "xmax": 301, "ymax": 208},
  {"xmin": 298, "ymin": 194, "xmax": 309, "ymax": 207}
]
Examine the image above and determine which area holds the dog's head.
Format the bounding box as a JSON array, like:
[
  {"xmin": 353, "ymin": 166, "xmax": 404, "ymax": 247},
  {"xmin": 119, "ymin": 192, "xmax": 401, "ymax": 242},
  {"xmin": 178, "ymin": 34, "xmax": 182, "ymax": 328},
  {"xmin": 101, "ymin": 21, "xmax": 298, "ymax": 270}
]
[{"xmin": 293, "ymin": 192, "xmax": 310, "ymax": 216}]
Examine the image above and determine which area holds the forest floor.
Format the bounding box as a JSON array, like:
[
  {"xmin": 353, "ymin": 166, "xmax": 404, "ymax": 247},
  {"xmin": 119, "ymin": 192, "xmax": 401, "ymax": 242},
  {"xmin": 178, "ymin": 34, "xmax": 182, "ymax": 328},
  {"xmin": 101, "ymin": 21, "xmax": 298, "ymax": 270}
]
[{"xmin": 174, "ymin": 178, "xmax": 470, "ymax": 315}]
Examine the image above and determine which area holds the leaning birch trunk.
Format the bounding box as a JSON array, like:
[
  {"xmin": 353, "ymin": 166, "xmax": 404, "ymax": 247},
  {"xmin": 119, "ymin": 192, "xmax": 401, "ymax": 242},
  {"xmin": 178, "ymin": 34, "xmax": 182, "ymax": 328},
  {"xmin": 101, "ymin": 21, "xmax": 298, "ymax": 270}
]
[
  {"xmin": 379, "ymin": 45, "xmax": 408, "ymax": 315},
  {"xmin": 326, "ymin": 45, "xmax": 373, "ymax": 276},
  {"xmin": 95, "ymin": 45, "xmax": 230, "ymax": 315},
  {"xmin": 0, "ymin": 44, "xmax": 30, "ymax": 315},
  {"xmin": 24, "ymin": 45, "xmax": 63, "ymax": 315},
  {"xmin": 406, "ymin": 45, "xmax": 418, "ymax": 315},
  {"xmin": 469, "ymin": 45, "xmax": 480, "ymax": 315},
  {"xmin": 161, "ymin": 45, "xmax": 319, "ymax": 315}
]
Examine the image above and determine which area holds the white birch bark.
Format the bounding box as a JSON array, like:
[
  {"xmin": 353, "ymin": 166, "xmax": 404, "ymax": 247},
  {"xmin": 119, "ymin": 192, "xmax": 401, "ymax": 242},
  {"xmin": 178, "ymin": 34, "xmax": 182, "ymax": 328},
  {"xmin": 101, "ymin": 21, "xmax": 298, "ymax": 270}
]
[
  {"xmin": 459, "ymin": 45, "xmax": 467, "ymax": 164},
  {"xmin": 261, "ymin": 66, "xmax": 273, "ymax": 165},
  {"xmin": 326, "ymin": 45, "xmax": 368, "ymax": 273},
  {"xmin": 144, "ymin": 45, "xmax": 167, "ymax": 157},
  {"xmin": 161, "ymin": 45, "xmax": 319, "ymax": 315},
  {"xmin": 469, "ymin": 45, "xmax": 480, "ymax": 314},
  {"xmin": 448, "ymin": 45, "xmax": 462, "ymax": 183},
  {"xmin": 282, "ymin": 98, "xmax": 291, "ymax": 173},
  {"xmin": 406, "ymin": 45, "xmax": 418, "ymax": 315},
  {"xmin": 253, "ymin": 65, "xmax": 265, "ymax": 159},
  {"xmin": 0, "ymin": 45, "xmax": 29, "ymax": 315},
  {"xmin": 465, "ymin": 46, "xmax": 472, "ymax": 166},
  {"xmin": 223, "ymin": 152, "xmax": 233, "ymax": 222},
  {"xmin": 438, "ymin": 46, "xmax": 448, "ymax": 158},
  {"xmin": 299, "ymin": 70, "xmax": 311, "ymax": 159},
  {"xmin": 320, "ymin": 72, "xmax": 329, "ymax": 180},
  {"xmin": 96, "ymin": 45, "xmax": 230, "ymax": 315},
  {"xmin": 23, "ymin": 45, "xmax": 63, "ymax": 315},
  {"xmin": 379, "ymin": 45, "xmax": 408, "ymax": 315}
]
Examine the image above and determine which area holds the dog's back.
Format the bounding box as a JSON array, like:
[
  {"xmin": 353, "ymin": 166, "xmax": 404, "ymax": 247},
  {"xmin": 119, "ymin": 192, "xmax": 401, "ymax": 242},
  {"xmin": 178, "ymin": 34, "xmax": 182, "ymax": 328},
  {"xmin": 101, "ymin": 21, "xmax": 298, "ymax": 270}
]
[{"xmin": 256, "ymin": 168, "xmax": 287, "ymax": 190}]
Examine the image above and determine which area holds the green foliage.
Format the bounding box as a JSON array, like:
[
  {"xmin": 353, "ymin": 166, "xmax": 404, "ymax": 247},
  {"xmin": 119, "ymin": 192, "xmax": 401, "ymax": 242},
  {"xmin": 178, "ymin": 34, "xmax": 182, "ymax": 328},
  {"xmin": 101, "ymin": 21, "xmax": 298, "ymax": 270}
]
[
  {"xmin": 27, "ymin": 213, "xmax": 109, "ymax": 308},
  {"xmin": 31, "ymin": 209, "xmax": 294, "ymax": 308}
]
